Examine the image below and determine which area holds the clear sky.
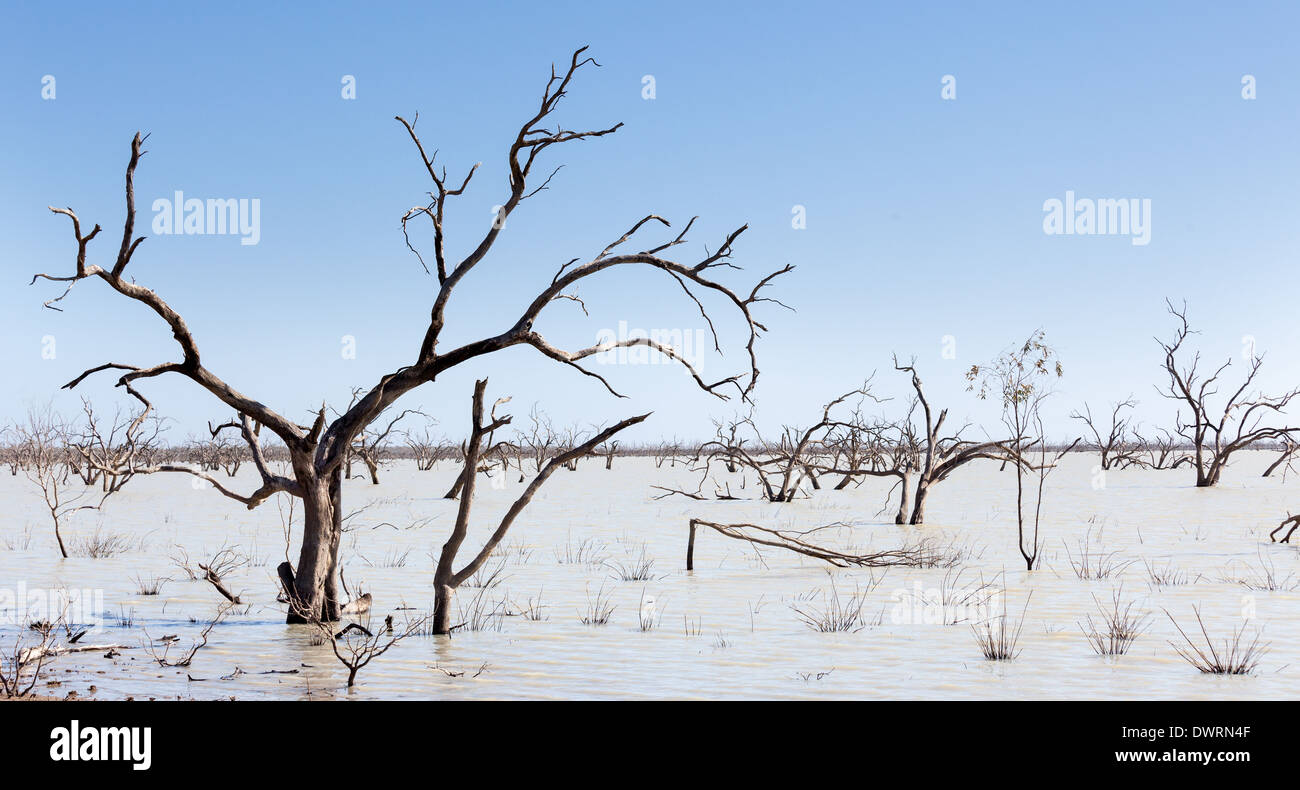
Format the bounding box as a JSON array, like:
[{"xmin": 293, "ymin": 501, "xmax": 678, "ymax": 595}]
[{"xmin": 3, "ymin": 1, "xmax": 1298, "ymax": 445}]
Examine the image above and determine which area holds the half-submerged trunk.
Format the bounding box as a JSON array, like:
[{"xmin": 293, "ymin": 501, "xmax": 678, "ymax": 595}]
[
  {"xmin": 1195, "ymin": 455, "xmax": 1222, "ymax": 487},
  {"xmin": 282, "ymin": 462, "xmax": 343, "ymax": 624},
  {"xmin": 429, "ymin": 380, "xmax": 647, "ymax": 635},
  {"xmin": 894, "ymin": 467, "xmax": 912, "ymax": 525},
  {"xmin": 431, "ymin": 582, "xmax": 455, "ymax": 635},
  {"xmin": 443, "ymin": 466, "xmax": 468, "ymax": 500},
  {"xmin": 909, "ymin": 479, "xmax": 930, "ymax": 525}
]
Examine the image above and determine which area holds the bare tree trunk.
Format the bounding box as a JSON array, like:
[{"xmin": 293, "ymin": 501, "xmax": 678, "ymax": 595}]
[
  {"xmin": 894, "ymin": 468, "xmax": 912, "ymax": 525},
  {"xmin": 1015, "ymin": 452, "xmax": 1031, "ymax": 569},
  {"xmin": 1263, "ymin": 444, "xmax": 1296, "ymax": 477},
  {"xmin": 1196, "ymin": 458, "xmax": 1220, "ymax": 487},
  {"xmin": 1194, "ymin": 452, "xmax": 1210, "ymax": 487},
  {"xmin": 909, "ymin": 477, "xmax": 930, "ymax": 525},
  {"xmin": 806, "ymin": 467, "xmax": 820, "ymax": 490},
  {"xmin": 53, "ymin": 518, "xmax": 68, "ymax": 559},
  {"xmin": 443, "ymin": 466, "xmax": 467, "ymax": 500},
  {"xmin": 323, "ymin": 467, "xmax": 343, "ymax": 619},
  {"xmin": 430, "ymin": 380, "xmax": 646, "ymax": 634},
  {"xmin": 432, "ymin": 382, "xmax": 493, "ymax": 634},
  {"xmin": 686, "ymin": 520, "xmax": 697, "ymax": 570},
  {"xmin": 285, "ymin": 462, "xmax": 341, "ymax": 624},
  {"xmin": 432, "ymin": 583, "xmax": 454, "ymax": 634}
]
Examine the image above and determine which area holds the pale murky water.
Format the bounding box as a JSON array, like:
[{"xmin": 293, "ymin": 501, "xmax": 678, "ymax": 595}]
[{"xmin": 1, "ymin": 452, "xmax": 1296, "ymax": 699}]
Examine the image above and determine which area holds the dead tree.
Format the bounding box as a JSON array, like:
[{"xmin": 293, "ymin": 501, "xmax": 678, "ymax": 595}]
[
  {"xmin": 880, "ymin": 358, "xmax": 1017, "ymax": 524},
  {"xmin": 1157, "ymin": 300, "xmax": 1299, "ymax": 486},
  {"xmin": 558, "ymin": 424, "xmax": 587, "ymax": 471},
  {"xmin": 696, "ymin": 417, "xmax": 751, "ymax": 477},
  {"xmin": 34, "ymin": 49, "xmax": 788, "ymax": 623},
  {"xmin": 517, "ymin": 405, "xmax": 559, "ymax": 475},
  {"xmin": 0, "ymin": 428, "xmax": 18, "ymax": 477},
  {"xmin": 1262, "ymin": 437, "xmax": 1299, "ymax": 478},
  {"xmin": 70, "ymin": 398, "xmax": 165, "ymax": 493},
  {"xmin": 443, "ymin": 399, "xmax": 513, "ymax": 500},
  {"xmin": 335, "ymin": 391, "xmax": 424, "ymax": 484},
  {"xmin": 431, "ymin": 379, "xmax": 646, "ymax": 634},
  {"xmin": 143, "ymin": 604, "xmax": 232, "ymax": 668},
  {"xmin": 403, "ymin": 420, "xmax": 442, "ymax": 471},
  {"xmin": 1070, "ymin": 398, "xmax": 1139, "ymax": 470},
  {"xmin": 300, "ymin": 607, "xmax": 431, "ymax": 688},
  {"xmin": 694, "ymin": 387, "xmax": 874, "ymax": 502},
  {"xmin": 1271, "ymin": 514, "xmax": 1300, "ymax": 543},
  {"xmin": 650, "ymin": 441, "xmax": 679, "ymax": 469},
  {"xmin": 13, "ymin": 405, "xmax": 102, "ymax": 558},
  {"xmin": 1131, "ymin": 426, "xmax": 1191, "ymax": 470},
  {"xmin": 599, "ymin": 440, "xmax": 619, "ymax": 470},
  {"xmin": 823, "ymin": 406, "xmax": 889, "ymax": 490},
  {"xmin": 200, "ymin": 418, "xmax": 248, "ymax": 478},
  {"xmin": 1, "ymin": 607, "xmax": 65, "ymax": 698}
]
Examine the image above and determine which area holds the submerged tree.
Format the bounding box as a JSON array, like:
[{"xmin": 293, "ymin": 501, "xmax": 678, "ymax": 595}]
[
  {"xmin": 1131, "ymin": 426, "xmax": 1191, "ymax": 470},
  {"xmin": 333, "ymin": 392, "xmax": 424, "ymax": 485},
  {"xmin": 884, "ymin": 357, "xmax": 1016, "ymax": 525},
  {"xmin": 430, "ymin": 379, "xmax": 643, "ymax": 633},
  {"xmin": 688, "ymin": 386, "xmax": 875, "ymax": 502},
  {"xmin": 33, "ymin": 48, "xmax": 789, "ymax": 623},
  {"xmin": 1262, "ymin": 437, "xmax": 1299, "ymax": 478},
  {"xmin": 1069, "ymin": 398, "xmax": 1139, "ymax": 471},
  {"xmin": 1157, "ymin": 300, "xmax": 1298, "ymax": 487},
  {"xmin": 12, "ymin": 406, "xmax": 83, "ymax": 558},
  {"xmin": 968, "ymin": 331, "xmax": 1067, "ymax": 571}
]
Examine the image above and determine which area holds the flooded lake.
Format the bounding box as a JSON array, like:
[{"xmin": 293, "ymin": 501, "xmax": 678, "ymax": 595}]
[{"xmin": 2, "ymin": 452, "xmax": 1296, "ymax": 699}]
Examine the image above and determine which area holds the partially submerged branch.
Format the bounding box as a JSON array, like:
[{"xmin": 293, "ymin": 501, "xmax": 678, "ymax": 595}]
[{"xmin": 686, "ymin": 518, "xmax": 936, "ymax": 570}]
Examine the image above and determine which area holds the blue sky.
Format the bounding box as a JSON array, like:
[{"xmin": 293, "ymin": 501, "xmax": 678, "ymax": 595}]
[{"xmin": 2, "ymin": 1, "xmax": 1298, "ymax": 444}]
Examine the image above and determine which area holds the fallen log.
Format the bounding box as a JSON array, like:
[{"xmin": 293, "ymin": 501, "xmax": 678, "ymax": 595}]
[
  {"xmin": 340, "ymin": 593, "xmax": 372, "ymax": 616},
  {"xmin": 686, "ymin": 518, "xmax": 933, "ymax": 570},
  {"xmin": 19, "ymin": 643, "xmax": 134, "ymax": 665}
]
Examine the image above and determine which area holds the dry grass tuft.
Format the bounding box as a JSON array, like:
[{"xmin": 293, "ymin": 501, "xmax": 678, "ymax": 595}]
[
  {"xmin": 1165, "ymin": 606, "xmax": 1269, "ymax": 675},
  {"xmin": 1078, "ymin": 587, "xmax": 1149, "ymax": 656},
  {"xmin": 971, "ymin": 592, "xmax": 1031, "ymax": 661}
]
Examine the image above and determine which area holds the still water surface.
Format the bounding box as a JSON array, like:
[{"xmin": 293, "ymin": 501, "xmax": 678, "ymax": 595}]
[{"xmin": 1, "ymin": 453, "xmax": 1296, "ymax": 699}]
